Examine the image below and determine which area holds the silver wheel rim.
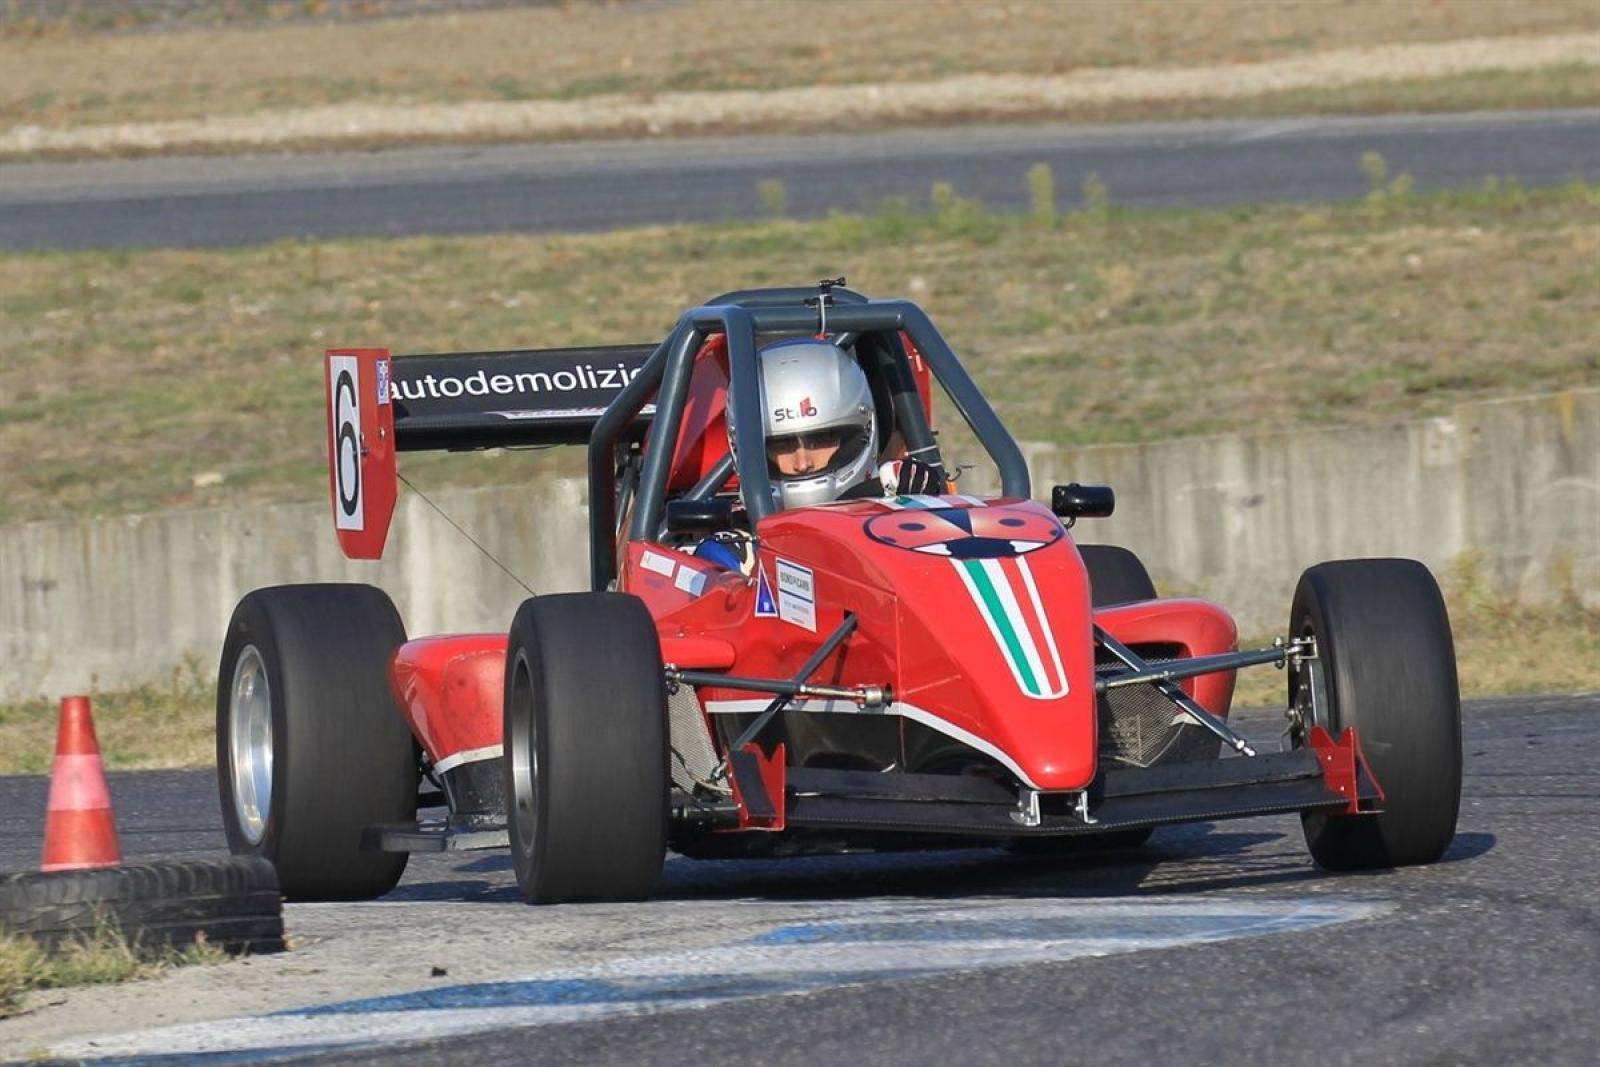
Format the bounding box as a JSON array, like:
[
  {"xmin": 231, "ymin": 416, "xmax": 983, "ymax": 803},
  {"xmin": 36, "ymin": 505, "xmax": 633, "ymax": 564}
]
[
  {"xmin": 229, "ymin": 645, "xmax": 273, "ymax": 846},
  {"xmin": 509, "ymin": 653, "xmax": 539, "ymax": 854}
]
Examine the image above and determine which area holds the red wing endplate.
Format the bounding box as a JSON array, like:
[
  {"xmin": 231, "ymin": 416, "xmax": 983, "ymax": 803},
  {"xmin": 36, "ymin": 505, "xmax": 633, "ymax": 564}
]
[{"xmin": 326, "ymin": 348, "xmax": 398, "ymax": 560}]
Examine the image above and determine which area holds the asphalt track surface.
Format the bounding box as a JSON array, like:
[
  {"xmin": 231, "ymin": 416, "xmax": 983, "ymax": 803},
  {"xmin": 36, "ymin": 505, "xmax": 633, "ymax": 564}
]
[
  {"xmin": 2, "ymin": 696, "xmax": 1597, "ymax": 1065},
  {"xmin": 2, "ymin": 109, "xmax": 1600, "ymax": 251}
]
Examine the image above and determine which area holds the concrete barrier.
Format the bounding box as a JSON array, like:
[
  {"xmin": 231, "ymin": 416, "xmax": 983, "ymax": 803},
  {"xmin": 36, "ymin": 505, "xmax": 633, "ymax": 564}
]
[
  {"xmin": 2, "ymin": 388, "xmax": 1595, "ymax": 701},
  {"xmin": 1023, "ymin": 388, "xmax": 1599, "ymax": 628}
]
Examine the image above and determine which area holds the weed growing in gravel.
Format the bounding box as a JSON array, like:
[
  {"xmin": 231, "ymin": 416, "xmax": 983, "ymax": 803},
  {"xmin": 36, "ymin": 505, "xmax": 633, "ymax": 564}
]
[
  {"xmin": 1081, "ymin": 171, "xmax": 1111, "ymax": 221},
  {"xmin": 757, "ymin": 178, "xmax": 788, "ymax": 220},
  {"xmin": 1028, "ymin": 162, "xmax": 1058, "ymax": 228},
  {"xmin": 0, "ymin": 919, "xmax": 227, "ymax": 1018}
]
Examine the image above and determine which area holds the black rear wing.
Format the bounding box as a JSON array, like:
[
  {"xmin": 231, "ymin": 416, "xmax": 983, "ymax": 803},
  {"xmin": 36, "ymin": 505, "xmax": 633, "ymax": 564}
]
[
  {"xmin": 326, "ymin": 343, "xmax": 656, "ymax": 559},
  {"xmin": 389, "ymin": 343, "xmax": 657, "ymax": 450}
]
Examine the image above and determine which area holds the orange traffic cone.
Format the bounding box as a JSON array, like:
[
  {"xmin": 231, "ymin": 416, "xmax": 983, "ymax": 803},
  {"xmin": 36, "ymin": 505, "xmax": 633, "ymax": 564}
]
[{"xmin": 40, "ymin": 696, "xmax": 121, "ymax": 872}]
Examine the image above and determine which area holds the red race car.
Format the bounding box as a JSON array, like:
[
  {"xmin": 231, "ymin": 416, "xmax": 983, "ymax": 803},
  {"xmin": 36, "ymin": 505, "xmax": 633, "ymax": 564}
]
[{"xmin": 217, "ymin": 284, "xmax": 1462, "ymax": 904}]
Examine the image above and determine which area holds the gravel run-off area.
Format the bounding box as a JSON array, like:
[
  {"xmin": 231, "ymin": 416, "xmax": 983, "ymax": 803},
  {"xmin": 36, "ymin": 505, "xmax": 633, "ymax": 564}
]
[{"xmin": 3, "ymin": 31, "xmax": 1598, "ymax": 158}]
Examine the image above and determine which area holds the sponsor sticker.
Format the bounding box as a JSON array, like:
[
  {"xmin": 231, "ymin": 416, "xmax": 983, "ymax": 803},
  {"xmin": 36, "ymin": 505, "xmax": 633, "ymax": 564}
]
[
  {"xmin": 640, "ymin": 550, "xmax": 676, "ymax": 577},
  {"xmin": 775, "ymin": 558, "xmax": 816, "ymax": 632},
  {"xmin": 375, "ymin": 359, "xmax": 391, "ymax": 406},
  {"xmin": 754, "ymin": 563, "xmax": 778, "ymax": 618},
  {"xmin": 673, "ymin": 565, "xmax": 707, "ymax": 597}
]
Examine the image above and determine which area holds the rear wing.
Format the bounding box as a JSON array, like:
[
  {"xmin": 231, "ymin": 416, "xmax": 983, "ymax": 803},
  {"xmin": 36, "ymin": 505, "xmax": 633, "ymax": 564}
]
[{"xmin": 325, "ymin": 344, "xmax": 656, "ymax": 559}]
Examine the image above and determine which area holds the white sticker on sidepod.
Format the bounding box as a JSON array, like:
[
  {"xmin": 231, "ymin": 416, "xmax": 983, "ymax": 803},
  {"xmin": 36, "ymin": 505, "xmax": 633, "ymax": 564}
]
[
  {"xmin": 775, "ymin": 558, "xmax": 816, "ymax": 632},
  {"xmin": 641, "ymin": 550, "xmax": 676, "ymax": 577},
  {"xmin": 673, "ymin": 566, "xmax": 707, "ymax": 596}
]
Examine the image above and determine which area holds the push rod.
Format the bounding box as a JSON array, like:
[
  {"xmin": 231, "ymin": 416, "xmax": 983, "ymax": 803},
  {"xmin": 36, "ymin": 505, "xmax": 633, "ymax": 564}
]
[
  {"xmin": 725, "ymin": 614, "xmax": 859, "ymax": 756},
  {"xmin": 1096, "ymin": 642, "xmax": 1306, "ymax": 692},
  {"xmin": 1095, "ymin": 627, "xmax": 1258, "ymax": 757},
  {"xmin": 667, "ymin": 669, "xmax": 886, "ymax": 706}
]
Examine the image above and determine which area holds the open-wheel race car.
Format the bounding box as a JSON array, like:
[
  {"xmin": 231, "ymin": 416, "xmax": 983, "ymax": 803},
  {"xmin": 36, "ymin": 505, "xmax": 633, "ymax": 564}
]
[{"xmin": 217, "ymin": 283, "xmax": 1462, "ymax": 904}]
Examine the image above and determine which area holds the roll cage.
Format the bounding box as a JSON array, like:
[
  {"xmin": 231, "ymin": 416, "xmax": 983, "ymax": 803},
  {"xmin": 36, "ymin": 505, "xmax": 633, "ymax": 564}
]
[{"xmin": 585, "ymin": 285, "xmax": 1032, "ymax": 590}]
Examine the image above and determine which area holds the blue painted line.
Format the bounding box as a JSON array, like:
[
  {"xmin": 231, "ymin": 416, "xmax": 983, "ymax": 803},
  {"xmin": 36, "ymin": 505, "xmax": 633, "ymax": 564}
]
[
  {"xmin": 52, "ymin": 898, "xmax": 1388, "ymax": 1063},
  {"xmin": 753, "ymin": 914, "xmax": 1273, "ymax": 945}
]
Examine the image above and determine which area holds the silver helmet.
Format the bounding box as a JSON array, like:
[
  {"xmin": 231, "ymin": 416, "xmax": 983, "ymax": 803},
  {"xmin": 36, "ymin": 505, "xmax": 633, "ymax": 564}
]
[{"xmin": 748, "ymin": 338, "xmax": 878, "ymax": 509}]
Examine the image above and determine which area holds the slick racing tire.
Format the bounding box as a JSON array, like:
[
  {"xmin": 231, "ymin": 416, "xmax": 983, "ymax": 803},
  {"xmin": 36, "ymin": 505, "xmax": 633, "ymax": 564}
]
[
  {"xmin": 1289, "ymin": 559, "xmax": 1462, "ymax": 870},
  {"xmin": 217, "ymin": 584, "xmax": 418, "ymax": 901},
  {"xmin": 1080, "ymin": 545, "xmax": 1158, "ymax": 608},
  {"xmin": 504, "ymin": 593, "xmax": 669, "ymax": 905},
  {"xmin": 0, "ymin": 858, "xmax": 283, "ymax": 954}
]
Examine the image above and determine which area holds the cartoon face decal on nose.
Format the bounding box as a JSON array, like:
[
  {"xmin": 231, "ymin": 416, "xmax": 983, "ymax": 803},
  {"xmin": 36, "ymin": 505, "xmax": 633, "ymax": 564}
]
[{"xmin": 865, "ymin": 505, "xmax": 1064, "ymax": 559}]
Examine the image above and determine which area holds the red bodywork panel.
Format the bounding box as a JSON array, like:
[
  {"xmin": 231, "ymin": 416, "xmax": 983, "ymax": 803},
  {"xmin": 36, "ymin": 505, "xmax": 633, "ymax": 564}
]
[
  {"xmin": 377, "ymin": 335, "xmax": 1238, "ymax": 808},
  {"xmin": 389, "ymin": 635, "xmax": 506, "ymax": 769},
  {"xmin": 390, "ymin": 496, "xmax": 1240, "ymax": 795},
  {"xmin": 620, "ymin": 496, "xmax": 1238, "ymax": 793},
  {"xmin": 390, "ymin": 626, "xmax": 738, "ymax": 770}
]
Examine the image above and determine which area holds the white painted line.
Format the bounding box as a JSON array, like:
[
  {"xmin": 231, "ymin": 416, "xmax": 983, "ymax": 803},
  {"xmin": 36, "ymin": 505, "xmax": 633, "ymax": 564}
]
[
  {"xmin": 431, "ymin": 744, "xmax": 503, "ymax": 774},
  {"xmin": 52, "ymin": 896, "xmax": 1386, "ymax": 1062}
]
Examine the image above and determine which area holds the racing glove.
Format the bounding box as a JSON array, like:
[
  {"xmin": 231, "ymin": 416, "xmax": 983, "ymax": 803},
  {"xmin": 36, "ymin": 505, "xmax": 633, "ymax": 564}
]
[{"xmin": 878, "ymin": 458, "xmax": 945, "ymax": 496}]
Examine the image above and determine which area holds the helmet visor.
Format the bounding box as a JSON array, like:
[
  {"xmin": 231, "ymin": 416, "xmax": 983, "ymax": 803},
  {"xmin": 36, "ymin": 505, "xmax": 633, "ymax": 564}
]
[{"xmin": 766, "ymin": 428, "xmax": 860, "ymax": 478}]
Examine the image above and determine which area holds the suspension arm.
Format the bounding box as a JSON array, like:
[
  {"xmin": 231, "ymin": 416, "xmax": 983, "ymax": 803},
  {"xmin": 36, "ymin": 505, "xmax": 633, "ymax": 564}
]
[{"xmin": 1096, "ymin": 639, "xmax": 1312, "ymax": 693}]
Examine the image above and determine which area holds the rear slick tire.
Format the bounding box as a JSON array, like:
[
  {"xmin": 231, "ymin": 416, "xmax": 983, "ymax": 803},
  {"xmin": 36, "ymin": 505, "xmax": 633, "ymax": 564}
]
[
  {"xmin": 1289, "ymin": 559, "xmax": 1462, "ymax": 870},
  {"xmin": 1079, "ymin": 544, "xmax": 1157, "ymax": 608},
  {"xmin": 216, "ymin": 584, "xmax": 417, "ymax": 901},
  {"xmin": 503, "ymin": 593, "xmax": 669, "ymax": 905}
]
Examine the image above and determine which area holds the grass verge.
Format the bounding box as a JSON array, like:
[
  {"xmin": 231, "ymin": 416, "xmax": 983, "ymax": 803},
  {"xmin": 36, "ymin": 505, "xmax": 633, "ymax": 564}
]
[
  {"xmin": 3, "ymin": 176, "xmax": 1597, "ymax": 521},
  {"xmin": 0, "ymin": 919, "xmax": 227, "ymax": 1019},
  {"xmin": 1230, "ymin": 559, "xmax": 1600, "ymax": 710},
  {"xmin": 0, "ymin": 659, "xmax": 214, "ymax": 776},
  {"xmin": 5, "ymin": 1, "xmax": 1597, "ymax": 131}
]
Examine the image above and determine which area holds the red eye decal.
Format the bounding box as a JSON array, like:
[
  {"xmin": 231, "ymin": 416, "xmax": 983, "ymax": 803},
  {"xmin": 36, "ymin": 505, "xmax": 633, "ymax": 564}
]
[
  {"xmin": 864, "ymin": 505, "xmax": 1063, "ymax": 559},
  {"xmin": 968, "ymin": 509, "xmax": 1063, "ymax": 545}
]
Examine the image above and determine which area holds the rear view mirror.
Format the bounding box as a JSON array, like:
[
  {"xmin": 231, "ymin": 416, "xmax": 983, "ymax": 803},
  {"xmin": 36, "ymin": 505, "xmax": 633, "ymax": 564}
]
[
  {"xmin": 665, "ymin": 497, "xmax": 735, "ymax": 535},
  {"xmin": 1051, "ymin": 483, "xmax": 1115, "ymax": 521}
]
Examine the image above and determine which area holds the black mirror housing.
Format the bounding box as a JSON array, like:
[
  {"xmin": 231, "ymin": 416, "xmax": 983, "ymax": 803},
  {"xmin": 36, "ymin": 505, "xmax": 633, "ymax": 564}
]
[
  {"xmin": 665, "ymin": 497, "xmax": 735, "ymax": 535},
  {"xmin": 1051, "ymin": 483, "xmax": 1115, "ymax": 520}
]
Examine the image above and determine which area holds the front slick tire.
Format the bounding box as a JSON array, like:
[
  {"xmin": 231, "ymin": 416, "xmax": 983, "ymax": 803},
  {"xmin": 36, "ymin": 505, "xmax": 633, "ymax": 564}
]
[
  {"xmin": 504, "ymin": 593, "xmax": 668, "ymax": 905},
  {"xmin": 1290, "ymin": 559, "xmax": 1462, "ymax": 871}
]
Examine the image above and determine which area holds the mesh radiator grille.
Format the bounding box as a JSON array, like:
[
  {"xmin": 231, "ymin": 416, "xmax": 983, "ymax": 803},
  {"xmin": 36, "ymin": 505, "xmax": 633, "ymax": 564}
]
[
  {"xmin": 667, "ymin": 684, "xmax": 725, "ymax": 794},
  {"xmin": 1095, "ymin": 643, "xmax": 1217, "ymax": 768}
]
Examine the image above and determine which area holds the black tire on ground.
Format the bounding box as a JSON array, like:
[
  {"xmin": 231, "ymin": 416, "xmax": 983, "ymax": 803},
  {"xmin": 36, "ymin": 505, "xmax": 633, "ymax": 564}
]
[
  {"xmin": 1079, "ymin": 544, "xmax": 1158, "ymax": 608},
  {"xmin": 1289, "ymin": 559, "xmax": 1462, "ymax": 870},
  {"xmin": 0, "ymin": 858, "xmax": 284, "ymax": 953},
  {"xmin": 216, "ymin": 584, "xmax": 417, "ymax": 901},
  {"xmin": 503, "ymin": 593, "xmax": 668, "ymax": 905}
]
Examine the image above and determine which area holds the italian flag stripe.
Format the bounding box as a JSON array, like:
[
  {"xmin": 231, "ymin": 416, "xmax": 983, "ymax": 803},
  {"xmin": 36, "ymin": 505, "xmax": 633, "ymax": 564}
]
[
  {"xmin": 980, "ymin": 559, "xmax": 1053, "ymax": 695},
  {"xmin": 952, "ymin": 557, "xmax": 1068, "ymax": 699},
  {"xmin": 960, "ymin": 559, "xmax": 1042, "ymax": 696},
  {"xmin": 1013, "ymin": 558, "xmax": 1067, "ymax": 696}
]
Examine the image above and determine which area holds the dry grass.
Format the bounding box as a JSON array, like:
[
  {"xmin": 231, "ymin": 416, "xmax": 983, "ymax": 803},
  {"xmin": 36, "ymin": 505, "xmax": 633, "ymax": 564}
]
[
  {"xmin": 1229, "ymin": 557, "xmax": 1600, "ymax": 710},
  {"xmin": 0, "ymin": 919, "xmax": 227, "ymax": 1019},
  {"xmin": 3, "ymin": 0, "xmax": 1599, "ymax": 133},
  {"xmin": 3, "ymin": 177, "xmax": 1598, "ymax": 522},
  {"xmin": 0, "ymin": 659, "xmax": 215, "ymax": 775}
]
